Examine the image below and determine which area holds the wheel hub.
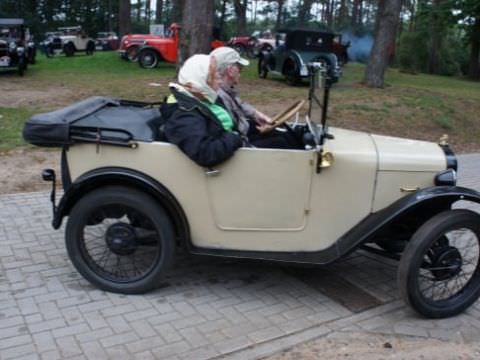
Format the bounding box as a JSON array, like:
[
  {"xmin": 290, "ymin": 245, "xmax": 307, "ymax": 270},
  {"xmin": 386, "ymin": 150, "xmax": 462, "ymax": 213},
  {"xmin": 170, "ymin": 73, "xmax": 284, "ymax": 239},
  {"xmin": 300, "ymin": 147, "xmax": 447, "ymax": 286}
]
[
  {"xmin": 106, "ymin": 223, "xmax": 137, "ymax": 256},
  {"xmin": 430, "ymin": 246, "xmax": 463, "ymax": 280}
]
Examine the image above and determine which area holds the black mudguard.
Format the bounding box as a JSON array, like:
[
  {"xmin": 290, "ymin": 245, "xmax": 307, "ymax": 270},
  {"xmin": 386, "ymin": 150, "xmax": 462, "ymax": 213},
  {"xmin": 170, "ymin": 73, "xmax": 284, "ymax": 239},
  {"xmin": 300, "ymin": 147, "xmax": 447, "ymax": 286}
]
[{"xmin": 52, "ymin": 167, "xmax": 190, "ymax": 244}]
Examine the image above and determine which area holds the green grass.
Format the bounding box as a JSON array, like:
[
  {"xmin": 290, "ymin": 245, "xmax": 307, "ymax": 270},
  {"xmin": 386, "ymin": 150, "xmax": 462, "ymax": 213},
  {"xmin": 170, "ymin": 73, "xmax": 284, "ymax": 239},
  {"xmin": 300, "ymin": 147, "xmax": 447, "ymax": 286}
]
[
  {"xmin": 2, "ymin": 51, "xmax": 480, "ymax": 152},
  {"xmin": 0, "ymin": 107, "xmax": 35, "ymax": 151}
]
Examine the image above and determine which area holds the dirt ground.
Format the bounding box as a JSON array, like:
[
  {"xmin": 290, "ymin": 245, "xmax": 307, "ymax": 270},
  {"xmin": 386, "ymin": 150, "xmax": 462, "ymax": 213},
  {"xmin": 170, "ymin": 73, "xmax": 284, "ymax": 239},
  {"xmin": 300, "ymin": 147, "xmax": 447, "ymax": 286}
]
[{"xmin": 265, "ymin": 331, "xmax": 480, "ymax": 360}]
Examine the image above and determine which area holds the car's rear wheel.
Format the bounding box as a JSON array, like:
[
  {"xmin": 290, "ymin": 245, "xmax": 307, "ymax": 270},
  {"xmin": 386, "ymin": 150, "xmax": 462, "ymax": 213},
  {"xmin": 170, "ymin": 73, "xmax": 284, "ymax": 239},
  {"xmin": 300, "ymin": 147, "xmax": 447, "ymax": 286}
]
[
  {"xmin": 398, "ymin": 209, "xmax": 480, "ymax": 318},
  {"xmin": 64, "ymin": 43, "xmax": 75, "ymax": 57},
  {"xmin": 65, "ymin": 186, "xmax": 175, "ymax": 294},
  {"xmin": 284, "ymin": 60, "xmax": 300, "ymax": 86},
  {"xmin": 139, "ymin": 49, "xmax": 160, "ymax": 69}
]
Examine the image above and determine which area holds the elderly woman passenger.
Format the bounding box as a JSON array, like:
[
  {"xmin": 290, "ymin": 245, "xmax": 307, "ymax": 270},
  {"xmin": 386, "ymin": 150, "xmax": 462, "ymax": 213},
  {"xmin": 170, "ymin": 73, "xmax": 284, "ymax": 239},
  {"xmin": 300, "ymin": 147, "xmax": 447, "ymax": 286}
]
[{"xmin": 164, "ymin": 54, "xmax": 243, "ymax": 167}]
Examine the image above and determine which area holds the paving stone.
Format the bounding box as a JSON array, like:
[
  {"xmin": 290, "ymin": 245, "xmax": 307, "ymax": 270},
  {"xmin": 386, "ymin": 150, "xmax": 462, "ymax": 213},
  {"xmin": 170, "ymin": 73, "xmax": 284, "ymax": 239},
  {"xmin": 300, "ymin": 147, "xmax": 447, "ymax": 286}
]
[
  {"xmin": 2, "ymin": 157, "xmax": 480, "ymax": 359},
  {"xmin": 100, "ymin": 331, "xmax": 139, "ymax": 348}
]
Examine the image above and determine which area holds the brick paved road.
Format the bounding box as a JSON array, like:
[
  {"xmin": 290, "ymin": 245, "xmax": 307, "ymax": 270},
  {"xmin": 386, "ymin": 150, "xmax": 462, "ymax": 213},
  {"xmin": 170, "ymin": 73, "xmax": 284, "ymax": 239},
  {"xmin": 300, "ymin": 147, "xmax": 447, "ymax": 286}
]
[{"xmin": 1, "ymin": 155, "xmax": 480, "ymax": 359}]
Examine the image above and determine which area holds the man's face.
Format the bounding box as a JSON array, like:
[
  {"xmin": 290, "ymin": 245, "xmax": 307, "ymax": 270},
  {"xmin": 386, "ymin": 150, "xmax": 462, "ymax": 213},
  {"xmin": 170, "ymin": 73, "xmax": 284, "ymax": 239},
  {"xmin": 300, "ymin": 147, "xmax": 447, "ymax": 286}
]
[{"xmin": 226, "ymin": 63, "xmax": 242, "ymax": 85}]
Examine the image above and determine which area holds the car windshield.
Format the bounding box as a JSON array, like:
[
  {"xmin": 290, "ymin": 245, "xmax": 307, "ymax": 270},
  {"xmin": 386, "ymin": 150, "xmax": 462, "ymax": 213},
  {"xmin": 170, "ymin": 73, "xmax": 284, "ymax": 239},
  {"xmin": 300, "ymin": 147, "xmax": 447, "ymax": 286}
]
[{"xmin": 308, "ymin": 67, "xmax": 326, "ymax": 125}]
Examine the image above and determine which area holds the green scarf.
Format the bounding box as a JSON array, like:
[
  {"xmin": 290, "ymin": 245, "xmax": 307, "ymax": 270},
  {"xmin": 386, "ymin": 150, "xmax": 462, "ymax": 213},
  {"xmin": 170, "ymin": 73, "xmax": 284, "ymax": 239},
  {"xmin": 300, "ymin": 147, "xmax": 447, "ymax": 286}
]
[{"xmin": 202, "ymin": 102, "xmax": 234, "ymax": 132}]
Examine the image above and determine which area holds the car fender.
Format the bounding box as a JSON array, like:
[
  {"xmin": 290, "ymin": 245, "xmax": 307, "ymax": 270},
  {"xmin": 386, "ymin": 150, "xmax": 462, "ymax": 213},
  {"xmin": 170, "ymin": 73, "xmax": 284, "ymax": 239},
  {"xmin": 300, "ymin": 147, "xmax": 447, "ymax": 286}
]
[
  {"xmin": 282, "ymin": 50, "xmax": 304, "ymax": 75},
  {"xmin": 53, "ymin": 167, "xmax": 190, "ymax": 245},
  {"xmin": 336, "ymin": 185, "xmax": 480, "ymax": 255},
  {"xmin": 138, "ymin": 45, "xmax": 164, "ymax": 60}
]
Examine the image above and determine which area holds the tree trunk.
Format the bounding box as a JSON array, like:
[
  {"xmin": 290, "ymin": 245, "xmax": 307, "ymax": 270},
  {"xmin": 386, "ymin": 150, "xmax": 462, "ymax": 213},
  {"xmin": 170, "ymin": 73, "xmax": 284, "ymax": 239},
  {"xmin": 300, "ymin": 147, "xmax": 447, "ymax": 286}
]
[
  {"xmin": 337, "ymin": 0, "xmax": 348, "ymax": 26},
  {"xmin": 468, "ymin": 17, "xmax": 480, "ymax": 80},
  {"xmin": 156, "ymin": 0, "xmax": 163, "ymax": 23},
  {"xmin": 275, "ymin": 0, "xmax": 285, "ymax": 30},
  {"xmin": 136, "ymin": 0, "xmax": 142, "ymax": 22},
  {"xmin": 107, "ymin": 0, "xmax": 113, "ymax": 32},
  {"xmin": 428, "ymin": 0, "xmax": 444, "ymax": 74},
  {"xmin": 364, "ymin": 0, "xmax": 402, "ymax": 87},
  {"xmin": 351, "ymin": 0, "xmax": 361, "ymax": 33},
  {"xmin": 218, "ymin": 0, "xmax": 228, "ymax": 38},
  {"xmin": 172, "ymin": 0, "xmax": 184, "ymax": 23},
  {"xmin": 119, "ymin": 0, "xmax": 132, "ymax": 36},
  {"xmin": 178, "ymin": 0, "xmax": 214, "ymax": 67},
  {"xmin": 298, "ymin": 0, "xmax": 315, "ymax": 24},
  {"xmin": 145, "ymin": 0, "xmax": 151, "ymax": 26},
  {"xmin": 233, "ymin": 0, "xmax": 248, "ymax": 36}
]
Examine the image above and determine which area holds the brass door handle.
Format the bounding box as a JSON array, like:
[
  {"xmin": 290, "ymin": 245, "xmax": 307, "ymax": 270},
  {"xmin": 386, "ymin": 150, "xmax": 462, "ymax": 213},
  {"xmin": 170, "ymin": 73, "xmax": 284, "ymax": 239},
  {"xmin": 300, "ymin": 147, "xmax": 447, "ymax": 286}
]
[{"xmin": 400, "ymin": 187, "xmax": 420, "ymax": 193}]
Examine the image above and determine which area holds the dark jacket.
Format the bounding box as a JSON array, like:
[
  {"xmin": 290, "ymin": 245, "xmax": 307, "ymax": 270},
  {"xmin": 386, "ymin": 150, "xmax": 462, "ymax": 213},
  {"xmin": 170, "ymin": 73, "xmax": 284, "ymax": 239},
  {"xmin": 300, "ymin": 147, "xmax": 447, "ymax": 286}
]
[{"xmin": 163, "ymin": 89, "xmax": 243, "ymax": 167}]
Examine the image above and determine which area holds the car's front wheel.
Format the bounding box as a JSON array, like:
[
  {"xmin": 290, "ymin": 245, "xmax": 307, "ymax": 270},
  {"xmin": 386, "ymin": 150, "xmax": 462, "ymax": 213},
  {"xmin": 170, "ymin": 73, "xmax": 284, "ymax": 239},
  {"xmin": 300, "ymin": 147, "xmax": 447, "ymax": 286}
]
[
  {"xmin": 139, "ymin": 49, "xmax": 160, "ymax": 69},
  {"xmin": 126, "ymin": 46, "xmax": 139, "ymax": 62},
  {"xmin": 398, "ymin": 209, "xmax": 480, "ymax": 318},
  {"xmin": 65, "ymin": 186, "xmax": 175, "ymax": 294},
  {"xmin": 64, "ymin": 43, "xmax": 75, "ymax": 57}
]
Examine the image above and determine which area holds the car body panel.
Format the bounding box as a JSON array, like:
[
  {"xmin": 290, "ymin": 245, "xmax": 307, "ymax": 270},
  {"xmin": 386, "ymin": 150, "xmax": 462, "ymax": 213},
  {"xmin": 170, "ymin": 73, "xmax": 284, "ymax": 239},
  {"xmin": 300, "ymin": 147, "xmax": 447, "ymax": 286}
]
[
  {"xmin": 65, "ymin": 126, "xmax": 382, "ymax": 252},
  {"xmin": 372, "ymin": 134, "xmax": 446, "ymax": 171}
]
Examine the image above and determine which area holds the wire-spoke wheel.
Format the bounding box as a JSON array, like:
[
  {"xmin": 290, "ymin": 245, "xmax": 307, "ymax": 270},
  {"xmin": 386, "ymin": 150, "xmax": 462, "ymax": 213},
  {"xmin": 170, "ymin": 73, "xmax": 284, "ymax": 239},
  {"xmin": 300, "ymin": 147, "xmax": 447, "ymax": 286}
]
[
  {"xmin": 398, "ymin": 209, "xmax": 480, "ymax": 318},
  {"xmin": 66, "ymin": 186, "xmax": 175, "ymax": 294}
]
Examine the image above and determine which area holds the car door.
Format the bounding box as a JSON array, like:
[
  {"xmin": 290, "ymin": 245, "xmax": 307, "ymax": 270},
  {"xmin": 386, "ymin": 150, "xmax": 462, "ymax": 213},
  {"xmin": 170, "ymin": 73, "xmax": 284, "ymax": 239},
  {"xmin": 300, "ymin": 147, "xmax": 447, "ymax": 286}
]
[{"xmin": 205, "ymin": 147, "xmax": 316, "ymax": 231}]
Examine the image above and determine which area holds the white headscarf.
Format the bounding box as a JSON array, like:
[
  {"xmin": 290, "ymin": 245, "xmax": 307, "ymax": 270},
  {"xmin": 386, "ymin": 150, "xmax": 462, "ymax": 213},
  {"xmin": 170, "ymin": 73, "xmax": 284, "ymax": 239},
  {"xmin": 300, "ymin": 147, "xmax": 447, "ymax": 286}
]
[{"xmin": 176, "ymin": 54, "xmax": 218, "ymax": 104}]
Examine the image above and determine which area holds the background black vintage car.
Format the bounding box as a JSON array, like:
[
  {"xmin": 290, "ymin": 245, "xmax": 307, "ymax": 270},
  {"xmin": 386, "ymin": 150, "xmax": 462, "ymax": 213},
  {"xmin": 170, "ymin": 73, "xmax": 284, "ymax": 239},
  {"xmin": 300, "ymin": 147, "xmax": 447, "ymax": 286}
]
[
  {"xmin": 0, "ymin": 18, "xmax": 29, "ymax": 76},
  {"xmin": 258, "ymin": 28, "xmax": 342, "ymax": 85}
]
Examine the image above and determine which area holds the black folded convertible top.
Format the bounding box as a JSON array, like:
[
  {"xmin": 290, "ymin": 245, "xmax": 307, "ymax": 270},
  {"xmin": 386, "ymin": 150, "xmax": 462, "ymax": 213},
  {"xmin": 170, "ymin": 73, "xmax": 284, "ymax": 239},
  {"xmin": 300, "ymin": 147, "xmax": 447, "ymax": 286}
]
[{"xmin": 23, "ymin": 96, "xmax": 163, "ymax": 147}]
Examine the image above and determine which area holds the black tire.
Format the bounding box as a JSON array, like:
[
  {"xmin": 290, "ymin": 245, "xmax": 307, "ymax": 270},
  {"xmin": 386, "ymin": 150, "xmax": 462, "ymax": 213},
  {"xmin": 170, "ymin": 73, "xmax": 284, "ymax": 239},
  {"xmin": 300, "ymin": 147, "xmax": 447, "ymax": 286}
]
[
  {"xmin": 258, "ymin": 56, "xmax": 268, "ymax": 79},
  {"xmin": 284, "ymin": 61, "xmax": 300, "ymax": 86},
  {"xmin": 398, "ymin": 209, "xmax": 480, "ymax": 318},
  {"xmin": 65, "ymin": 186, "xmax": 175, "ymax": 294},
  {"xmin": 64, "ymin": 43, "xmax": 75, "ymax": 57},
  {"xmin": 127, "ymin": 46, "xmax": 139, "ymax": 62},
  {"xmin": 139, "ymin": 49, "xmax": 160, "ymax": 69},
  {"xmin": 86, "ymin": 41, "xmax": 95, "ymax": 55}
]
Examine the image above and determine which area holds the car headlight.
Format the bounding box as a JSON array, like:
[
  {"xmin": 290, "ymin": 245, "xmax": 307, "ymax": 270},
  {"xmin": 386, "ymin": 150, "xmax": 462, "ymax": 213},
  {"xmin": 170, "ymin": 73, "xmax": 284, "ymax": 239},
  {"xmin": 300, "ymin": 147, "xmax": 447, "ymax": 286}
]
[
  {"xmin": 435, "ymin": 169, "xmax": 457, "ymax": 186},
  {"xmin": 9, "ymin": 41, "xmax": 16, "ymax": 50}
]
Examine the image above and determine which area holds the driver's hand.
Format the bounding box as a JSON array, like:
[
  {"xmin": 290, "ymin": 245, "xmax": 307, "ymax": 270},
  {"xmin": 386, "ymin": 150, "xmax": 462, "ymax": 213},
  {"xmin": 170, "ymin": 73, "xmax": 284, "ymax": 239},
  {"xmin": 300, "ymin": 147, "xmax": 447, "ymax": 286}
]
[
  {"xmin": 256, "ymin": 123, "xmax": 275, "ymax": 134},
  {"xmin": 254, "ymin": 111, "xmax": 273, "ymax": 126}
]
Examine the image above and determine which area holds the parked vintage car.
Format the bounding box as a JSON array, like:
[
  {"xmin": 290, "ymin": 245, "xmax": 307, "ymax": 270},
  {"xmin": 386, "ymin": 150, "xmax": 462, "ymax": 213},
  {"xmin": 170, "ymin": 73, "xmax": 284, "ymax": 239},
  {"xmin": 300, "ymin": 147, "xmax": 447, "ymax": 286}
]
[
  {"xmin": 43, "ymin": 26, "xmax": 95, "ymax": 57},
  {"xmin": 0, "ymin": 18, "xmax": 28, "ymax": 76},
  {"xmin": 95, "ymin": 31, "xmax": 120, "ymax": 51},
  {"xmin": 258, "ymin": 29, "xmax": 342, "ymax": 85},
  {"xmin": 135, "ymin": 23, "xmax": 225, "ymax": 69},
  {"xmin": 23, "ymin": 65, "xmax": 480, "ymax": 319},
  {"xmin": 227, "ymin": 31, "xmax": 275, "ymax": 59}
]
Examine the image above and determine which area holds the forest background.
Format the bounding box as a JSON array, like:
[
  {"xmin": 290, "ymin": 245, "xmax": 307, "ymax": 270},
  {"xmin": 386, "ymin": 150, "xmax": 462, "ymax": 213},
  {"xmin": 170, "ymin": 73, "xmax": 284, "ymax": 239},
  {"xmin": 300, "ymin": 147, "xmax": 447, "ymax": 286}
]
[{"xmin": 1, "ymin": 0, "xmax": 479, "ymax": 82}]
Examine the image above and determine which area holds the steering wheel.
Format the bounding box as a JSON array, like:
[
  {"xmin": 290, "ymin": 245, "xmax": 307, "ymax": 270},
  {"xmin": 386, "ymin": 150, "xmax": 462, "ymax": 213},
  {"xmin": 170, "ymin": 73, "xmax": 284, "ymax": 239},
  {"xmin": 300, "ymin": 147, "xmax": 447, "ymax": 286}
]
[{"xmin": 270, "ymin": 100, "xmax": 305, "ymax": 128}]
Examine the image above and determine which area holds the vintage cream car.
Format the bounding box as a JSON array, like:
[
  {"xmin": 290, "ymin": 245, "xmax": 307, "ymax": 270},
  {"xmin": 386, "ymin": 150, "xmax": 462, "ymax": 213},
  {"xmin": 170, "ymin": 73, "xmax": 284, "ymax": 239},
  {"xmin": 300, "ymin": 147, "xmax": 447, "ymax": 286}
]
[{"xmin": 23, "ymin": 66, "xmax": 480, "ymax": 319}]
